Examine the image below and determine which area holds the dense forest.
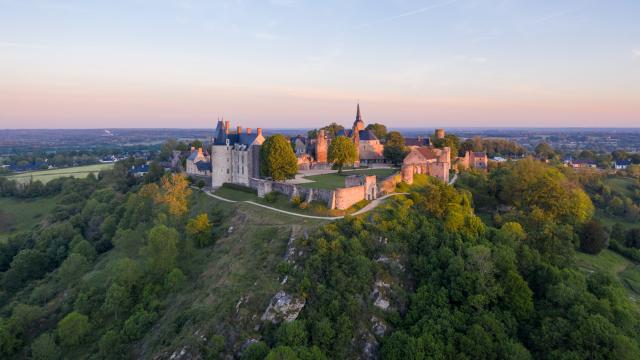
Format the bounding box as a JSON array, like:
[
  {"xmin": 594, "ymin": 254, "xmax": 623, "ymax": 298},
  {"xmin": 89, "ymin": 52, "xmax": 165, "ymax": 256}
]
[{"xmin": 1, "ymin": 157, "xmax": 639, "ymax": 359}]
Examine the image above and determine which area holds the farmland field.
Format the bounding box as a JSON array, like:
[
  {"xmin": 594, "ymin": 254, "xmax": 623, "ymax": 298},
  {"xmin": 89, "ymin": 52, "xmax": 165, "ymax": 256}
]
[{"xmin": 5, "ymin": 163, "xmax": 114, "ymax": 184}]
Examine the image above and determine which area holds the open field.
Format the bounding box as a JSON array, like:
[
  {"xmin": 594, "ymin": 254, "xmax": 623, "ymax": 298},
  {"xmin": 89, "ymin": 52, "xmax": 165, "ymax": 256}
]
[
  {"xmin": 576, "ymin": 249, "xmax": 640, "ymax": 303},
  {"xmin": 5, "ymin": 163, "xmax": 114, "ymax": 184},
  {"xmin": 0, "ymin": 196, "xmax": 59, "ymax": 242},
  {"xmin": 299, "ymin": 168, "xmax": 397, "ymax": 190}
]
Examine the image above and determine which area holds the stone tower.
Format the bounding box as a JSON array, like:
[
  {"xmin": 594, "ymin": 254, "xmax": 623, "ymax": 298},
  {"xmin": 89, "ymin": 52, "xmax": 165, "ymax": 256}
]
[
  {"xmin": 316, "ymin": 129, "xmax": 328, "ymax": 163},
  {"xmin": 435, "ymin": 128, "xmax": 445, "ymax": 139}
]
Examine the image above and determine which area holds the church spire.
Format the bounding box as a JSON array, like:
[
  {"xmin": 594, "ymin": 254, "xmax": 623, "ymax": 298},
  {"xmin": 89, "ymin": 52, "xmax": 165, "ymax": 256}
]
[{"xmin": 356, "ymin": 102, "xmax": 362, "ymax": 123}]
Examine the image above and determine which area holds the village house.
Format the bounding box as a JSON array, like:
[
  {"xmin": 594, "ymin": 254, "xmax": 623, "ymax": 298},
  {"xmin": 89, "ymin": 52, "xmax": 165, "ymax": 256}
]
[{"xmin": 186, "ymin": 147, "xmax": 211, "ymax": 177}]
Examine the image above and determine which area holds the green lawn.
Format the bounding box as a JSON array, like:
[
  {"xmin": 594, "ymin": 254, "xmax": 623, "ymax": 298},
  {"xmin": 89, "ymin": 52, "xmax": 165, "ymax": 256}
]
[
  {"xmin": 0, "ymin": 196, "xmax": 59, "ymax": 242},
  {"xmin": 300, "ymin": 168, "xmax": 397, "ymax": 190},
  {"xmin": 576, "ymin": 249, "xmax": 640, "ymax": 302},
  {"xmin": 6, "ymin": 163, "xmax": 114, "ymax": 184}
]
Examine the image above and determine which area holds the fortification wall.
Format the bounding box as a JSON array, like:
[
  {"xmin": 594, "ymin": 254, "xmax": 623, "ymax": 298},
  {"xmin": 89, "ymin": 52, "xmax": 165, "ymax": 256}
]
[
  {"xmin": 380, "ymin": 172, "xmax": 402, "ymax": 193},
  {"xmin": 334, "ymin": 185, "xmax": 365, "ymax": 210}
]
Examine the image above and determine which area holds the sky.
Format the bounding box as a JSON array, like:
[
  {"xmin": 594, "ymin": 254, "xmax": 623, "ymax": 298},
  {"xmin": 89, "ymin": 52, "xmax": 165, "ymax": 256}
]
[{"xmin": 1, "ymin": 0, "xmax": 639, "ymax": 129}]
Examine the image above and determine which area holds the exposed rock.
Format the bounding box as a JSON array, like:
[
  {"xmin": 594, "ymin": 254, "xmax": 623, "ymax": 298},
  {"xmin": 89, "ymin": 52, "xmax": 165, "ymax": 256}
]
[
  {"xmin": 227, "ymin": 226, "xmax": 234, "ymax": 234},
  {"xmin": 370, "ymin": 281, "xmax": 391, "ymax": 311},
  {"xmin": 361, "ymin": 334, "xmax": 379, "ymax": 360},
  {"xmin": 166, "ymin": 346, "xmax": 202, "ymax": 360},
  {"xmin": 371, "ymin": 316, "xmax": 387, "ymax": 337},
  {"xmin": 261, "ymin": 291, "xmax": 305, "ymax": 323},
  {"xmin": 240, "ymin": 338, "xmax": 259, "ymax": 353}
]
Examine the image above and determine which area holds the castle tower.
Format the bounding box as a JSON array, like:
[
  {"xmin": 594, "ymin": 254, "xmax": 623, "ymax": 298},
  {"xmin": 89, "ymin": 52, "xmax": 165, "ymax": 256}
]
[
  {"xmin": 435, "ymin": 128, "xmax": 445, "ymax": 139},
  {"xmin": 316, "ymin": 129, "xmax": 328, "ymax": 163}
]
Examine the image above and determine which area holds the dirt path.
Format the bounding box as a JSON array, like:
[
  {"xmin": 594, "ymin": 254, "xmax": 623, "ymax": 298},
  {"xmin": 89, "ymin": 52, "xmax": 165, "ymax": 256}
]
[{"xmin": 201, "ymin": 189, "xmax": 407, "ymax": 220}]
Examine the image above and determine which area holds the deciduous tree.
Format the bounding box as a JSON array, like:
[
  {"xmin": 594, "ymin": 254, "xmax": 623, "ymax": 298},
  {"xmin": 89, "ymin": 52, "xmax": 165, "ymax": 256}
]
[
  {"xmin": 260, "ymin": 134, "xmax": 298, "ymax": 181},
  {"xmin": 328, "ymin": 136, "xmax": 357, "ymax": 174}
]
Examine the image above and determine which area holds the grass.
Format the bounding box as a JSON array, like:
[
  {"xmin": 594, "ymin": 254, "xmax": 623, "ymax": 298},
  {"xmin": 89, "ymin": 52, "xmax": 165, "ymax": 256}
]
[
  {"xmin": 299, "ymin": 168, "xmax": 397, "ymax": 190},
  {"xmin": 212, "ymin": 187, "xmax": 349, "ymax": 217},
  {"xmin": 575, "ymin": 249, "xmax": 640, "ymax": 303},
  {"xmin": 136, "ymin": 191, "xmax": 325, "ymax": 355},
  {"xmin": 5, "ymin": 163, "xmax": 114, "ymax": 184},
  {"xmin": 0, "ymin": 196, "xmax": 59, "ymax": 242}
]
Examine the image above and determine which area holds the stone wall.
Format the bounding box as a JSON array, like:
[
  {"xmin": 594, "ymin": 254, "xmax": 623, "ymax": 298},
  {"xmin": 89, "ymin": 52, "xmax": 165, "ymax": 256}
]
[
  {"xmin": 334, "ymin": 185, "xmax": 365, "ymax": 210},
  {"xmin": 380, "ymin": 172, "xmax": 402, "ymax": 193},
  {"xmin": 249, "ymin": 178, "xmax": 337, "ymax": 209}
]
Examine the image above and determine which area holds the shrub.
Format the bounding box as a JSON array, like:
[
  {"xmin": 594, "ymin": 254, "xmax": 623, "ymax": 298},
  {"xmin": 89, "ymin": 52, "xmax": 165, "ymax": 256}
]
[
  {"xmin": 291, "ymin": 195, "xmax": 303, "ymax": 207},
  {"xmin": 265, "ymin": 192, "xmax": 278, "ymax": 203},
  {"xmin": 196, "ymin": 179, "xmax": 206, "ymax": 188},
  {"xmin": 299, "ymin": 202, "xmax": 309, "ymax": 210}
]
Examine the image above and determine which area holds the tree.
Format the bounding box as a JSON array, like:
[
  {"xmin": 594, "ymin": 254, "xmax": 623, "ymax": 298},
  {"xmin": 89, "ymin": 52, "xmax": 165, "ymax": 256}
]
[
  {"xmin": 31, "ymin": 333, "xmax": 61, "ymax": 360},
  {"xmin": 365, "ymin": 123, "xmax": 387, "ymax": 140},
  {"xmin": 186, "ymin": 213, "xmax": 213, "ymax": 247},
  {"xmin": 157, "ymin": 173, "xmax": 191, "ymax": 217},
  {"xmin": 328, "ymin": 136, "xmax": 357, "ymax": 174},
  {"xmin": 535, "ymin": 142, "xmax": 555, "ymax": 160},
  {"xmin": 260, "ymin": 134, "xmax": 298, "ymax": 181},
  {"xmin": 58, "ymin": 253, "xmax": 90, "ymax": 285},
  {"xmin": 142, "ymin": 225, "xmax": 179, "ymax": 277},
  {"xmin": 56, "ymin": 312, "xmax": 91, "ymax": 347},
  {"xmin": 432, "ymin": 134, "xmax": 460, "ymax": 157},
  {"xmin": 383, "ymin": 131, "xmax": 406, "ymax": 164},
  {"xmin": 579, "ymin": 219, "xmax": 609, "ymax": 254},
  {"xmin": 123, "ymin": 310, "xmax": 157, "ymax": 341},
  {"xmin": 103, "ymin": 283, "xmax": 131, "ymax": 321}
]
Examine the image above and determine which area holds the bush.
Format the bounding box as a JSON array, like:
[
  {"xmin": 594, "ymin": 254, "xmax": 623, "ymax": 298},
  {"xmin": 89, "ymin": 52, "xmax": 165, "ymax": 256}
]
[
  {"xmin": 299, "ymin": 202, "xmax": 309, "ymax": 210},
  {"xmin": 265, "ymin": 192, "xmax": 278, "ymax": 203},
  {"xmin": 291, "ymin": 195, "xmax": 303, "ymax": 207},
  {"xmin": 222, "ymin": 182, "xmax": 257, "ymax": 194},
  {"xmin": 196, "ymin": 179, "xmax": 206, "ymax": 189},
  {"xmin": 123, "ymin": 310, "xmax": 157, "ymax": 341}
]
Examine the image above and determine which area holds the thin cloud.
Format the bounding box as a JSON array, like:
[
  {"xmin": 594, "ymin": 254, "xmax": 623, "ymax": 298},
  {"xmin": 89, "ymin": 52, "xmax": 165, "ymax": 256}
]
[
  {"xmin": 356, "ymin": 0, "xmax": 458, "ymax": 29},
  {"xmin": 0, "ymin": 41, "xmax": 45, "ymax": 48},
  {"xmin": 528, "ymin": 10, "xmax": 574, "ymax": 25}
]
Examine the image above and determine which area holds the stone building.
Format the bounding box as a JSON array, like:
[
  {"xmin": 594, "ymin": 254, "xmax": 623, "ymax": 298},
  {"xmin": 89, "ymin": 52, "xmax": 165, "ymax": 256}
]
[
  {"xmin": 458, "ymin": 150, "xmax": 489, "ymax": 170},
  {"xmin": 401, "ymin": 146, "xmax": 451, "ymax": 183},
  {"xmin": 186, "ymin": 147, "xmax": 211, "ymax": 176},
  {"xmin": 336, "ymin": 104, "xmax": 384, "ymax": 164},
  {"xmin": 211, "ymin": 120, "xmax": 265, "ymax": 188}
]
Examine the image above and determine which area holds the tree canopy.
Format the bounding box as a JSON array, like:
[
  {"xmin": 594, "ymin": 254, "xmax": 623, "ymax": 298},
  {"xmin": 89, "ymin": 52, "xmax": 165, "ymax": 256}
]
[
  {"xmin": 328, "ymin": 136, "xmax": 357, "ymax": 173},
  {"xmin": 260, "ymin": 134, "xmax": 299, "ymax": 181}
]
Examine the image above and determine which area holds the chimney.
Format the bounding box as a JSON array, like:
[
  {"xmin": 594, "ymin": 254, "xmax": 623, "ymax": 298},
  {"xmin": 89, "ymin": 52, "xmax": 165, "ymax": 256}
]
[
  {"xmin": 237, "ymin": 126, "xmax": 242, "ymax": 134},
  {"xmin": 197, "ymin": 148, "xmax": 203, "ymax": 156},
  {"xmin": 257, "ymin": 128, "xmax": 263, "ymax": 137},
  {"xmin": 191, "ymin": 146, "xmax": 195, "ymax": 151},
  {"xmin": 246, "ymin": 128, "xmax": 252, "ymax": 134},
  {"xmin": 225, "ymin": 121, "xmax": 230, "ymax": 134}
]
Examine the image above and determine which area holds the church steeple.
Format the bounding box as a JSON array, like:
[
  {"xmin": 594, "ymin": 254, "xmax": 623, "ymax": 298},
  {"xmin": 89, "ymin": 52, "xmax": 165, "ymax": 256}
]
[{"xmin": 353, "ymin": 102, "xmax": 364, "ymax": 131}]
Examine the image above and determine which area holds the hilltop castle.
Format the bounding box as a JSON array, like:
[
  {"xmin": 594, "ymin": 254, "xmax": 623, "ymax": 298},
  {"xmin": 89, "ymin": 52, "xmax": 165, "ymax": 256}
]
[{"xmin": 210, "ymin": 120, "xmax": 265, "ymax": 188}]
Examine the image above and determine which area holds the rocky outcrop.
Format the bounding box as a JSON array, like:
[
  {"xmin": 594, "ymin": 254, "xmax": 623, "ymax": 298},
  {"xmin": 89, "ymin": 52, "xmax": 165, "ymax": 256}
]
[
  {"xmin": 370, "ymin": 281, "xmax": 391, "ymax": 311},
  {"xmin": 261, "ymin": 291, "xmax": 305, "ymax": 323}
]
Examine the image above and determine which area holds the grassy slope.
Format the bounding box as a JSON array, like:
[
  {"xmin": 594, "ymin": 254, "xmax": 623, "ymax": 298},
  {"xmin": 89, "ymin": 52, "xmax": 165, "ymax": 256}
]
[
  {"xmin": 6, "ymin": 163, "xmax": 114, "ymax": 184},
  {"xmin": 0, "ymin": 196, "xmax": 59, "ymax": 242},
  {"xmin": 300, "ymin": 168, "xmax": 397, "ymax": 190},
  {"xmin": 137, "ymin": 191, "xmax": 326, "ymax": 357},
  {"xmin": 575, "ymin": 249, "xmax": 640, "ymax": 303},
  {"xmin": 594, "ymin": 177, "xmax": 638, "ymax": 229}
]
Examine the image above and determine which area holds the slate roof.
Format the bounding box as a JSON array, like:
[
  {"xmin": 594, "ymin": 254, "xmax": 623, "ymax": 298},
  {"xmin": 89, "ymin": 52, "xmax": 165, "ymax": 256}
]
[
  {"xmin": 404, "ymin": 137, "xmax": 431, "ymax": 147},
  {"xmin": 213, "ymin": 120, "xmax": 260, "ymax": 147},
  {"xmin": 195, "ymin": 161, "xmax": 212, "ymax": 171},
  {"xmin": 615, "ymin": 160, "xmax": 632, "ymax": 166},
  {"xmin": 359, "ymin": 130, "xmax": 379, "ymax": 141}
]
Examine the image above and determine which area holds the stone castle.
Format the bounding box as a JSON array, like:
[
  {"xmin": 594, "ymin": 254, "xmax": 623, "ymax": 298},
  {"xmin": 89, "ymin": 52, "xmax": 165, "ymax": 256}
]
[{"xmin": 201, "ymin": 105, "xmax": 487, "ymax": 210}]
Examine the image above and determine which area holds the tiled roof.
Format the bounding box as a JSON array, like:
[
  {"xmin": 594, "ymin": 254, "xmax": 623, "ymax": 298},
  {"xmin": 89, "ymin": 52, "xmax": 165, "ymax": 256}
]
[{"xmin": 358, "ymin": 130, "xmax": 378, "ymax": 141}]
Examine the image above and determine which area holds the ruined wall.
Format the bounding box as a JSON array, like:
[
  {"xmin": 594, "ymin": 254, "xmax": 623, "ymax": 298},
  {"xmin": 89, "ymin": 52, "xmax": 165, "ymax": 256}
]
[
  {"xmin": 379, "ymin": 172, "xmax": 402, "ymax": 193},
  {"xmin": 334, "ymin": 185, "xmax": 365, "ymax": 210},
  {"xmin": 249, "ymin": 178, "xmax": 338, "ymax": 209},
  {"xmin": 428, "ymin": 162, "xmax": 450, "ymax": 183}
]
